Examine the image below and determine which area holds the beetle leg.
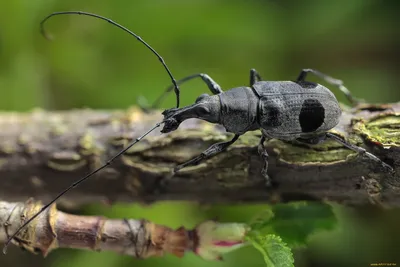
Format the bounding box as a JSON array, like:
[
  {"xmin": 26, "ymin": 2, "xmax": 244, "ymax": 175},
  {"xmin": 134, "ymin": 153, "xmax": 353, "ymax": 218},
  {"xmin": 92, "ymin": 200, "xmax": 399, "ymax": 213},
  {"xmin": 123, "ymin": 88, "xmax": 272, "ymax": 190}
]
[
  {"xmin": 173, "ymin": 134, "xmax": 240, "ymax": 172},
  {"xmin": 297, "ymin": 132, "xmax": 394, "ymax": 173},
  {"xmin": 296, "ymin": 68, "xmax": 360, "ymax": 106},
  {"xmin": 325, "ymin": 132, "xmax": 394, "ymax": 173},
  {"xmin": 138, "ymin": 73, "xmax": 223, "ymax": 112},
  {"xmin": 250, "ymin": 68, "xmax": 263, "ymax": 86},
  {"xmin": 258, "ymin": 135, "xmax": 272, "ymax": 186}
]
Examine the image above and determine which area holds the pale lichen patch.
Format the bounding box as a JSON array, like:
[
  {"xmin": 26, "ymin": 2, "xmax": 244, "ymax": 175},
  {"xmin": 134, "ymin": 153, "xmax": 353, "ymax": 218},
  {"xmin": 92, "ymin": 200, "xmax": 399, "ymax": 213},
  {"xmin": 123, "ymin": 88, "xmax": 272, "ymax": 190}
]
[
  {"xmin": 0, "ymin": 143, "xmax": 16, "ymax": 154},
  {"xmin": 126, "ymin": 106, "xmax": 145, "ymax": 124},
  {"xmin": 268, "ymin": 139, "xmax": 355, "ymax": 164},
  {"xmin": 17, "ymin": 133, "xmax": 30, "ymax": 146},
  {"xmin": 121, "ymin": 156, "xmax": 171, "ymax": 174},
  {"xmin": 30, "ymin": 176, "xmax": 44, "ymax": 188},
  {"xmin": 47, "ymin": 151, "xmax": 87, "ymax": 172},
  {"xmin": 353, "ymin": 113, "xmax": 400, "ymax": 148},
  {"xmin": 79, "ymin": 131, "xmax": 97, "ymax": 156}
]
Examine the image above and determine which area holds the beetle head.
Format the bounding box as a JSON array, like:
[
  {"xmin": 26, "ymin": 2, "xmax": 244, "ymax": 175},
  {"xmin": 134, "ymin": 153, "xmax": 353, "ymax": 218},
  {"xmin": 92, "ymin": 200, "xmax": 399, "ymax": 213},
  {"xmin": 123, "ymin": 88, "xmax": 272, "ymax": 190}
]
[{"xmin": 161, "ymin": 94, "xmax": 221, "ymax": 133}]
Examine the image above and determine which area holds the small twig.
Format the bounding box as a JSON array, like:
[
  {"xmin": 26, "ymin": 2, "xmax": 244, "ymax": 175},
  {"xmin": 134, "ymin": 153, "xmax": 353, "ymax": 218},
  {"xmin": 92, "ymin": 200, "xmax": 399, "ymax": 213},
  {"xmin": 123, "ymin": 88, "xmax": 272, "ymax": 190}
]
[{"xmin": 0, "ymin": 200, "xmax": 248, "ymax": 260}]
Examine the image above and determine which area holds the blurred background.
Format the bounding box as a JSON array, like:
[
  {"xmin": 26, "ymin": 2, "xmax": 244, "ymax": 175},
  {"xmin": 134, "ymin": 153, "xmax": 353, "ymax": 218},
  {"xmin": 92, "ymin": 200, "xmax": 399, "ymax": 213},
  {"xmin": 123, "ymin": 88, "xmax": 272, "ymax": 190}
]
[{"xmin": 0, "ymin": 0, "xmax": 399, "ymax": 266}]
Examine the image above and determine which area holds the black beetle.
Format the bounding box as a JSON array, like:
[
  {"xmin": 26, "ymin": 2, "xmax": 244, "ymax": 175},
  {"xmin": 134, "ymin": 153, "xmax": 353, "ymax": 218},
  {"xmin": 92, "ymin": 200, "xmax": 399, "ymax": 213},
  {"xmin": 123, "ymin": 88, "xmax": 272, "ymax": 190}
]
[
  {"xmin": 154, "ymin": 69, "xmax": 393, "ymax": 185},
  {"xmin": 3, "ymin": 11, "xmax": 394, "ymax": 254}
]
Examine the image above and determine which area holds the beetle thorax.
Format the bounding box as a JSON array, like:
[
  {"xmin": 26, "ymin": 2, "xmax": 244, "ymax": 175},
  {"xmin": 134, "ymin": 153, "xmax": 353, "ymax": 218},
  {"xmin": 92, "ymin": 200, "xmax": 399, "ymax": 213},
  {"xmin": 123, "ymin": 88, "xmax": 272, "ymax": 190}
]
[{"xmin": 219, "ymin": 87, "xmax": 259, "ymax": 134}]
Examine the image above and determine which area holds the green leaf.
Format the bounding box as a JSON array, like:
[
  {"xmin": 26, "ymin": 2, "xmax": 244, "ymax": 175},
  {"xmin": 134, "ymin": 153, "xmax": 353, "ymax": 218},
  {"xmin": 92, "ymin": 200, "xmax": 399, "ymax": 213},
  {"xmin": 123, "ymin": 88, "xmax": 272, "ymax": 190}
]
[
  {"xmin": 247, "ymin": 234, "xmax": 294, "ymax": 267},
  {"xmin": 249, "ymin": 202, "xmax": 337, "ymax": 247}
]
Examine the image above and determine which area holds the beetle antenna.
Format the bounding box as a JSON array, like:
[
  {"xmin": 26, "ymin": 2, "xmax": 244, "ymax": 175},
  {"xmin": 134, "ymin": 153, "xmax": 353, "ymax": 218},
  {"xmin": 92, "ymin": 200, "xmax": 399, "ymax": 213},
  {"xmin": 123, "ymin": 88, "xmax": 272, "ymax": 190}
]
[
  {"xmin": 3, "ymin": 121, "xmax": 164, "ymax": 254},
  {"xmin": 40, "ymin": 11, "xmax": 180, "ymax": 108}
]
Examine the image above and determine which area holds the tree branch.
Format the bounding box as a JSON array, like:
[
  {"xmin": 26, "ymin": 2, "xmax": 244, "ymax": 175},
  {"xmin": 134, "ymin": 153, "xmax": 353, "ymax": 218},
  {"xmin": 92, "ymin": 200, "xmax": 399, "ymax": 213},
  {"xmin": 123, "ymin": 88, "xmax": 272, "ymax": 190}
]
[
  {"xmin": 0, "ymin": 200, "xmax": 247, "ymax": 259},
  {"xmin": 0, "ymin": 103, "xmax": 399, "ymax": 206}
]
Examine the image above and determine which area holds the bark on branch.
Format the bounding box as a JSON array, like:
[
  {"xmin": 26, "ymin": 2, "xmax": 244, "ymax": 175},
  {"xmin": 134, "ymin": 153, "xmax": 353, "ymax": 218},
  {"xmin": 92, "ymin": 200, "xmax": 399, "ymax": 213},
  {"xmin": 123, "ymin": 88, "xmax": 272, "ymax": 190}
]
[
  {"xmin": 0, "ymin": 103, "xmax": 399, "ymax": 206},
  {"xmin": 0, "ymin": 200, "xmax": 247, "ymax": 259}
]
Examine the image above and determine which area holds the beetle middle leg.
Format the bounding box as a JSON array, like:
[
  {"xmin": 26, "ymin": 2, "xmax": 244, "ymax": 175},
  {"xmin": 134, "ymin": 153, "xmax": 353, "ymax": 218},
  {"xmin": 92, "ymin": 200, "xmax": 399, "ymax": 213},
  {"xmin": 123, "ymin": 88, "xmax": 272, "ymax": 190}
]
[
  {"xmin": 296, "ymin": 68, "xmax": 360, "ymax": 106},
  {"xmin": 173, "ymin": 134, "xmax": 240, "ymax": 173},
  {"xmin": 139, "ymin": 73, "xmax": 223, "ymax": 111}
]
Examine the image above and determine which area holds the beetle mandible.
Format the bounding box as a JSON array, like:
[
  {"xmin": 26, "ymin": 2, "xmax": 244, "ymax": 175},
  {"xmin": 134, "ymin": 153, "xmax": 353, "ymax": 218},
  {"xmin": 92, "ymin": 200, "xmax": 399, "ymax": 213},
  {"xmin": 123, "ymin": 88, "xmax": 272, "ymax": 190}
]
[{"xmin": 3, "ymin": 11, "xmax": 394, "ymax": 254}]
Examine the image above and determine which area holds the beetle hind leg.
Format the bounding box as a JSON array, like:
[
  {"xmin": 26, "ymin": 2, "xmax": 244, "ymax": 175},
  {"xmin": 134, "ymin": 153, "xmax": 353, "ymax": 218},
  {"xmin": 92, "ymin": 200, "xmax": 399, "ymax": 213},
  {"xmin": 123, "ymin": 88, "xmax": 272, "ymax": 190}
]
[
  {"xmin": 325, "ymin": 132, "xmax": 394, "ymax": 173},
  {"xmin": 296, "ymin": 68, "xmax": 360, "ymax": 106},
  {"xmin": 296, "ymin": 132, "xmax": 393, "ymax": 173}
]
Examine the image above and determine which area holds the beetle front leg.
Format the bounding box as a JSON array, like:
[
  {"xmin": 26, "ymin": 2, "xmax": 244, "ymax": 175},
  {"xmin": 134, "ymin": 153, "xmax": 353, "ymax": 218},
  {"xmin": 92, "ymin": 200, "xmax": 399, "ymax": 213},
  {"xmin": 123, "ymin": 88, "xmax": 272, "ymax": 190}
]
[
  {"xmin": 250, "ymin": 68, "xmax": 263, "ymax": 86},
  {"xmin": 258, "ymin": 135, "xmax": 272, "ymax": 186},
  {"xmin": 296, "ymin": 68, "xmax": 360, "ymax": 106},
  {"xmin": 174, "ymin": 134, "xmax": 240, "ymax": 172}
]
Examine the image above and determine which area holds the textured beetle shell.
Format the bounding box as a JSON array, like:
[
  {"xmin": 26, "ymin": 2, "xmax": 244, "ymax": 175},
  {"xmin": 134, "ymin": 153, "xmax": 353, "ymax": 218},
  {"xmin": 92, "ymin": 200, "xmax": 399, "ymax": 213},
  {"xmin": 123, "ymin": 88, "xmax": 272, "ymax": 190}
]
[
  {"xmin": 219, "ymin": 86, "xmax": 260, "ymax": 134},
  {"xmin": 252, "ymin": 81, "xmax": 341, "ymax": 140}
]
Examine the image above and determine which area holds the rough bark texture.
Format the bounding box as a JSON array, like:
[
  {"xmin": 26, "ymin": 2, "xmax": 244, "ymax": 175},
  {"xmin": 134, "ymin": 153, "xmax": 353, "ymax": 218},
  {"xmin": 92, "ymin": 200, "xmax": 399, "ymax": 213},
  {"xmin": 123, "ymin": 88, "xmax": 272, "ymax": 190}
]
[{"xmin": 0, "ymin": 103, "xmax": 399, "ymax": 207}]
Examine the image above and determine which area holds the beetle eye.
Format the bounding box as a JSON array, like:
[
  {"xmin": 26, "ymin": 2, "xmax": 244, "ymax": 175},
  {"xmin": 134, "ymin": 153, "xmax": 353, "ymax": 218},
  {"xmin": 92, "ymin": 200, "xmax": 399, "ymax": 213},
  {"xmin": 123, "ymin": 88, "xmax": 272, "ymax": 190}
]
[{"xmin": 195, "ymin": 94, "xmax": 209, "ymax": 103}]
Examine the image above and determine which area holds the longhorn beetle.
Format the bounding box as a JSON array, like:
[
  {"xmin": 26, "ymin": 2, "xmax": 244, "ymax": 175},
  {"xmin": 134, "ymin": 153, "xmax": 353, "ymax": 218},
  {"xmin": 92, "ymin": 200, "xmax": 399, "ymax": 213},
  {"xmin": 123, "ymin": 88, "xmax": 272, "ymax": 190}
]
[{"xmin": 3, "ymin": 11, "xmax": 394, "ymax": 254}]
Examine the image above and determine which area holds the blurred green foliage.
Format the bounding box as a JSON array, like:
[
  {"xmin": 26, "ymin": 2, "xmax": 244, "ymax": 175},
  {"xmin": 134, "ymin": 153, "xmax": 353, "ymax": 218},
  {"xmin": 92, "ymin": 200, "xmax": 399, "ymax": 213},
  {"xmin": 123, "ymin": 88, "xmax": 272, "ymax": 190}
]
[
  {"xmin": 1, "ymin": 0, "xmax": 399, "ymax": 267},
  {"xmin": 248, "ymin": 202, "xmax": 337, "ymax": 248}
]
